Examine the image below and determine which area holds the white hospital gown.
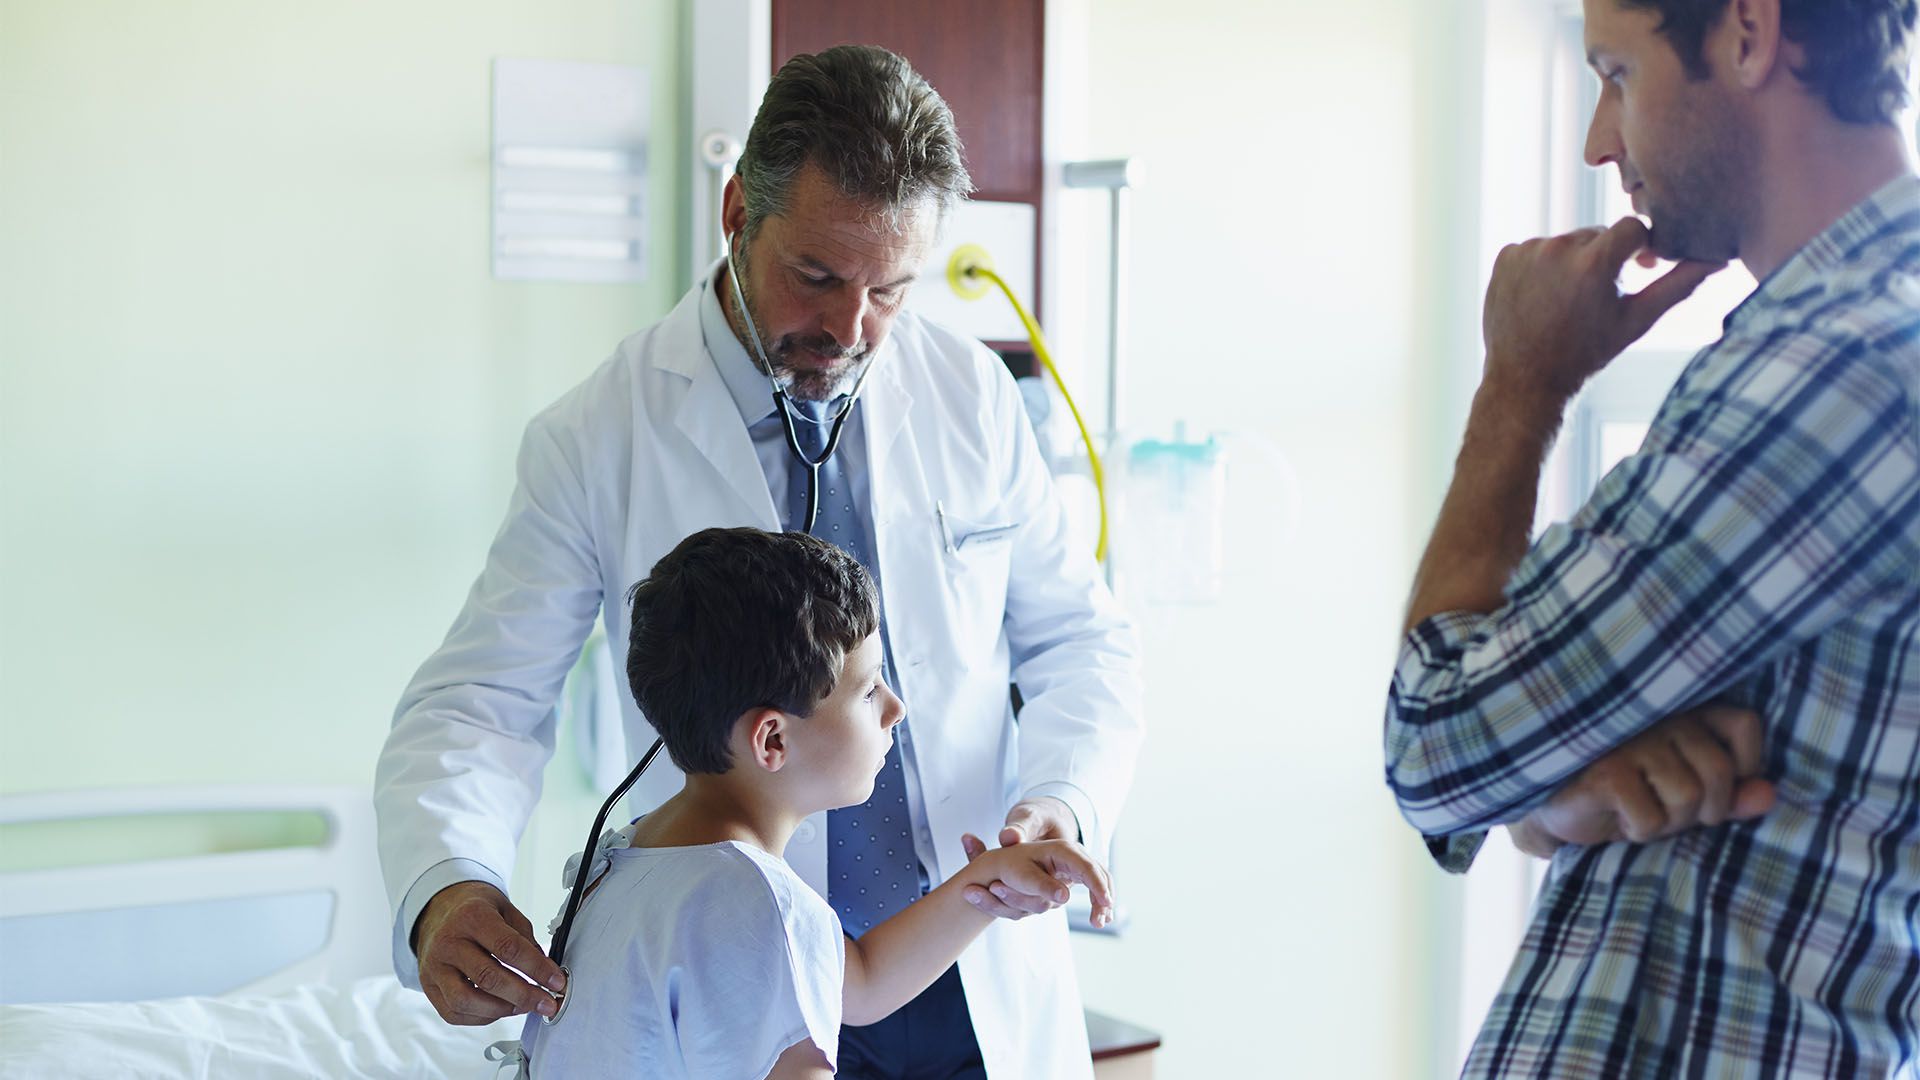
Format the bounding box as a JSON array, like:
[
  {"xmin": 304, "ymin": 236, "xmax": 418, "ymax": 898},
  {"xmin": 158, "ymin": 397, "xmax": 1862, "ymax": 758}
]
[{"xmin": 491, "ymin": 828, "xmax": 844, "ymax": 1079}]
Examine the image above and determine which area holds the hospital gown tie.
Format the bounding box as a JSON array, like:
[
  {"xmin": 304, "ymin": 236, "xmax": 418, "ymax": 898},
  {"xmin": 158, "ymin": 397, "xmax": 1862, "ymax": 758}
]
[{"xmin": 786, "ymin": 397, "xmax": 921, "ymax": 938}]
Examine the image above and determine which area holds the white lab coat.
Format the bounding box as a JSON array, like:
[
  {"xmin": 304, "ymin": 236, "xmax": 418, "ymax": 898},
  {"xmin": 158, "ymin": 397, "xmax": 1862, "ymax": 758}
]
[{"xmin": 375, "ymin": 271, "xmax": 1144, "ymax": 1079}]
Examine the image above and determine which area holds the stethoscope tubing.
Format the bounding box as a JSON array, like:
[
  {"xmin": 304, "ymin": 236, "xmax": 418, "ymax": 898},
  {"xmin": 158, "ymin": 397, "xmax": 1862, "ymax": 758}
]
[
  {"xmin": 545, "ymin": 248, "xmax": 879, "ymax": 1021},
  {"xmin": 726, "ymin": 238, "xmax": 879, "ymax": 533},
  {"xmin": 542, "ymin": 735, "xmax": 663, "ymax": 1024}
]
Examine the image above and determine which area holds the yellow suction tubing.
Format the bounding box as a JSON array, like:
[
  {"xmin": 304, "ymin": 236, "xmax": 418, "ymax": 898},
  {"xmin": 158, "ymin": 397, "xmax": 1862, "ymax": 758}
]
[{"xmin": 946, "ymin": 245, "xmax": 1109, "ymax": 563}]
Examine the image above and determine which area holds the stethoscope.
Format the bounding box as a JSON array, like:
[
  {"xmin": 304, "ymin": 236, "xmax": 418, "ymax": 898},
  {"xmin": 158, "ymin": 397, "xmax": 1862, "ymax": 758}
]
[
  {"xmin": 724, "ymin": 231, "xmax": 883, "ymax": 533},
  {"xmin": 541, "ymin": 735, "xmax": 661, "ymax": 1025},
  {"xmin": 542, "ymin": 233, "xmax": 882, "ymax": 1024}
]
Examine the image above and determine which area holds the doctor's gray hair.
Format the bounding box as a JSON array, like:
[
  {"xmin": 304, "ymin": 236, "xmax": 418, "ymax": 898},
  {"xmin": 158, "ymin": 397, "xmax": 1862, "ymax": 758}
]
[
  {"xmin": 736, "ymin": 44, "xmax": 973, "ymax": 238},
  {"xmin": 625, "ymin": 528, "xmax": 879, "ymax": 775}
]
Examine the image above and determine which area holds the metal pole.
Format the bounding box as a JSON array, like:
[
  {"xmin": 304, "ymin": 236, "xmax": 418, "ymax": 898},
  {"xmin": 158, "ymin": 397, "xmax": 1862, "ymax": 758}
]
[
  {"xmin": 1105, "ymin": 185, "xmax": 1128, "ymax": 450},
  {"xmin": 1061, "ymin": 157, "xmax": 1141, "ymax": 449},
  {"xmin": 1062, "ymin": 158, "xmax": 1141, "ymax": 588}
]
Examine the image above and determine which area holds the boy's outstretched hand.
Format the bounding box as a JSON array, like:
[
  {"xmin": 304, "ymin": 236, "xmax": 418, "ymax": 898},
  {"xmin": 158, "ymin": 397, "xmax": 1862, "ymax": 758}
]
[
  {"xmin": 1507, "ymin": 703, "xmax": 1775, "ymax": 857},
  {"xmin": 957, "ymin": 833, "xmax": 1116, "ymax": 930},
  {"xmin": 960, "ymin": 796, "xmax": 1081, "ymax": 920}
]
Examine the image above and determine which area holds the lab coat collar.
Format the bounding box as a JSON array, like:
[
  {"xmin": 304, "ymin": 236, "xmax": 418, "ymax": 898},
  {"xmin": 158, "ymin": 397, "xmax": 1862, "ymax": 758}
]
[
  {"xmin": 649, "ymin": 268, "xmax": 778, "ymax": 525},
  {"xmin": 697, "ymin": 259, "xmax": 780, "ymax": 426}
]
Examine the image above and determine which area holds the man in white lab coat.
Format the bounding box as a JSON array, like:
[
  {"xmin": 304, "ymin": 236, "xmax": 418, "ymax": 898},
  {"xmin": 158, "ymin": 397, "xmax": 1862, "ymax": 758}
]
[{"xmin": 374, "ymin": 44, "xmax": 1143, "ymax": 1079}]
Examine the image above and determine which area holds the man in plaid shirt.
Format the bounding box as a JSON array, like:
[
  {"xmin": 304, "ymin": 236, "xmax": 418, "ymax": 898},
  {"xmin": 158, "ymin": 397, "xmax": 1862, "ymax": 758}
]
[{"xmin": 1387, "ymin": 0, "xmax": 1919, "ymax": 1075}]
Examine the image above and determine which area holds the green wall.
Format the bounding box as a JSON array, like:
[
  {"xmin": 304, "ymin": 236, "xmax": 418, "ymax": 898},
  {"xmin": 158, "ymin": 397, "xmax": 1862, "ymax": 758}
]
[{"xmin": 0, "ymin": 0, "xmax": 687, "ymax": 912}]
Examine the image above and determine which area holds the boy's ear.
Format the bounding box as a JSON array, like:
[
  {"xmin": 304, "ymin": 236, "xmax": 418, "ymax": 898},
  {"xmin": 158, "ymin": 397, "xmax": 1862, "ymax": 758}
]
[{"xmin": 737, "ymin": 707, "xmax": 791, "ymax": 773}]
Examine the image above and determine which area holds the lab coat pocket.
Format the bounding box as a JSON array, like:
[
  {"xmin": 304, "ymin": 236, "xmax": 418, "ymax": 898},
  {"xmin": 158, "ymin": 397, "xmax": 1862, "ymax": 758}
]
[{"xmin": 933, "ymin": 502, "xmax": 1018, "ymax": 653}]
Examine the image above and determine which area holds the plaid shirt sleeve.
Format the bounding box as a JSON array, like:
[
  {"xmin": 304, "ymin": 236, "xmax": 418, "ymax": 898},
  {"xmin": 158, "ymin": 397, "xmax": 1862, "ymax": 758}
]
[{"xmin": 1384, "ymin": 322, "xmax": 1919, "ymax": 872}]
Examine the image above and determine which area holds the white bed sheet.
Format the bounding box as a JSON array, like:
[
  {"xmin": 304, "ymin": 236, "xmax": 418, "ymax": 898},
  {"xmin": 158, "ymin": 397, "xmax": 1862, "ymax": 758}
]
[{"xmin": 0, "ymin": 974, "xmax": 520, "ymax": 1080}]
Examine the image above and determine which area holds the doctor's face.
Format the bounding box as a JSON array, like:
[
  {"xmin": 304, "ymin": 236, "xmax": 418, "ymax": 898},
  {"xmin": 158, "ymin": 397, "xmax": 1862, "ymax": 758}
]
[
  {"xmin": 1581, "ymin": 0, "xmax": 1755, "ymax": 262},
  {"xmin": 790, "ymin": 632, "xmax": 907, "ymax": 810},
  {"xmin": 723, "ymin": 164, "xmax": 936, "ymax": 401}
]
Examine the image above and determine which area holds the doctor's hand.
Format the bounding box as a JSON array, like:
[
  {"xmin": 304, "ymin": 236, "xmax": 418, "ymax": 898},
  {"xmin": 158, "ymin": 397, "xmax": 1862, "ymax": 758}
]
[
  {"xmin": 1482, "ymin": 217, "xmax": 1723, "ymax": 402},
  {"xmin": 1507, "ymin": 704, "xmax": 1775, "ymax": 859},
  {"xmin": 958, "ymin": 797, "xmax": 1080, "ymax": 920},
  {"xmin": 414, "ymin": 880, "xmax": 567, "ymax": 1025}
]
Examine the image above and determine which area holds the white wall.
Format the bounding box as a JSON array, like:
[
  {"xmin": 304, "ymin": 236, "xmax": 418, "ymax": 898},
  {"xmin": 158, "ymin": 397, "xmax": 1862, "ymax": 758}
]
[
  {"xmin": 0, "ymin": 0, "xmax": 687, "ymax": 914},
  {"xmin": 1066, "ymin": 3, "xmax": 1475, "ymax": 1076}
]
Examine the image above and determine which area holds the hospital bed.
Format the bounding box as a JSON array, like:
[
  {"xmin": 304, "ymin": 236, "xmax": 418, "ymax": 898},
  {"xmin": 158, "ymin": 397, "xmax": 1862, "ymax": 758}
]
[
  {"xmin": 0, "ymin": 786, "xmax": 1160, "ymax": 1078},
  {"xmin": 0, "ymin": 785, "xmax": 520, "ymax": 1078}
]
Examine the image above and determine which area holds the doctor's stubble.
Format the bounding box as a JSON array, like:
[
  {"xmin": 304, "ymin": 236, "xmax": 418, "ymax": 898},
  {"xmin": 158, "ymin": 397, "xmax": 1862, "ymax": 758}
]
[{"xmin": 726, "ymin": 236, "xmax": 875, "ymax": 403}]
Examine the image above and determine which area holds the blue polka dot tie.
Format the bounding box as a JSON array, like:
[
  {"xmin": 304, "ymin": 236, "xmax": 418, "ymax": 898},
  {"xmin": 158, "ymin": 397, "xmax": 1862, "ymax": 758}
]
[{"xmin": 786, "ymin": 397, "xmax": 921, "ymax": 937}]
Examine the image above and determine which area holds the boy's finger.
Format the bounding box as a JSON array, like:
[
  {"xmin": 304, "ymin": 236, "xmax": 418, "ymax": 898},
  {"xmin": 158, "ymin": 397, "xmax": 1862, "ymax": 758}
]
[
  {"xmin": 962, "ymin": 883, "xmax": 1030, "ymax": 920},
  {"xmin": 1042, "ymin": 849, "xmax": 1115, "ymax": 910},
  {"xmin": 960, "ymin": 833, "xmax": 989, "ymax": 861},
  {"xmin": 988, "ymin": 879, "xmax": 1060, "ymax": 913},
  {"xmin": 994, "ymin": 861, "xmax": 1072, "ymax": 906}
]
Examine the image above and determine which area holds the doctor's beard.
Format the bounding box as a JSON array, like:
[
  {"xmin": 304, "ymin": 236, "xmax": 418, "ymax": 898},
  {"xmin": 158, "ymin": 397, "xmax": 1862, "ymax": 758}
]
[
  {"xmin": 730, "ymin": 245, "xmax": 873, "ymax": 403},
  {"xmin": 768, "ymin": 335, "xmax": 871, "ymax": 402}
]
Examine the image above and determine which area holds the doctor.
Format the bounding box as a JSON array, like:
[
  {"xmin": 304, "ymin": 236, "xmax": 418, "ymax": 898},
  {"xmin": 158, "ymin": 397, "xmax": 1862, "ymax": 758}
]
[{"xmin": 374, "ymin": 44, "xmax": 1143, "ymax": 1080}]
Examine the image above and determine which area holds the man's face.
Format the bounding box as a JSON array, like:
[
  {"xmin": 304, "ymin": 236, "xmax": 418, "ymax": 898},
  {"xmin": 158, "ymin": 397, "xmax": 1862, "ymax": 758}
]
[
  {"xmin": 725, "ymin": 164, "xmax": 935, "ymax": 401},
  {"xmin": 1582, "ymin": 0, "xmax": 1755, "ymax": 261}
]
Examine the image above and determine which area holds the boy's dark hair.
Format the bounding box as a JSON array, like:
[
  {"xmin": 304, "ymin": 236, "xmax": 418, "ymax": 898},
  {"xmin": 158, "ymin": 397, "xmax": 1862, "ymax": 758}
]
[
  {"xmin": 1617, "ymin": 0, "xmax": 1916, "ymax": 124},
  {"xmin": 625, "ymin": 528, "xmax": 879, "ymax": 774}
]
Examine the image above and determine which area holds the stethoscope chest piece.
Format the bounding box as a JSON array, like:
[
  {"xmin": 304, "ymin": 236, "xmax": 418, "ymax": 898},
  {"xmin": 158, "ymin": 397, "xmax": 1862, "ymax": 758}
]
[{"xmin": 540, "ymin": 965, "xmax": 573, "ymax": 1026}]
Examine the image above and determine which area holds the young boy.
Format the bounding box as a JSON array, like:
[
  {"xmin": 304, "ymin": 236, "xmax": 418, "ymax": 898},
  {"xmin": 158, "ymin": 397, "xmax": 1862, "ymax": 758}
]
[{"xmin": 498, "ymin": 527, "xmax": 1115, "ymax": 1078}]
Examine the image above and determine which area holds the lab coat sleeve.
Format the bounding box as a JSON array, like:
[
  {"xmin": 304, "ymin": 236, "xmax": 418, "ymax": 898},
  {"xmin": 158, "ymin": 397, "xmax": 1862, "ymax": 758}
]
[
  {"xmin": 991, "ymin": 360, "xmax": 1146, "ymax": 864},
  {"xmin": 373, "ymin": 412, "xmax": 605, "ymax": 985},
  {"xmin": 391, "ymin": 857, "xmax": 507, "ymax": 983}
]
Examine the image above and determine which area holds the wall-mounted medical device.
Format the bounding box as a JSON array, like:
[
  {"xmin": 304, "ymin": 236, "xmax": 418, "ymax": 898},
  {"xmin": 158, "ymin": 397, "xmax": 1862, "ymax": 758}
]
[{"xmin": 491, "ymin": 58, "xmax": 650, "ymax": 284}]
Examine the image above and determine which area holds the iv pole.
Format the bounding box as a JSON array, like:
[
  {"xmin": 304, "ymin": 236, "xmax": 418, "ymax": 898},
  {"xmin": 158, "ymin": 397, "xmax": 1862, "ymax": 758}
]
[{"xmin": 1062, "ymin": 157, "xmax": 1141, "ymax": 586}]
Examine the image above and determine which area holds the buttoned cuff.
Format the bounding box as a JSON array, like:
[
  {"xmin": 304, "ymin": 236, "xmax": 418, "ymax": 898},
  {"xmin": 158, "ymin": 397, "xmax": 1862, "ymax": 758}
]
[{"xmin": 392, "ymin": 857, "xmax": 507, "ymax": 989}]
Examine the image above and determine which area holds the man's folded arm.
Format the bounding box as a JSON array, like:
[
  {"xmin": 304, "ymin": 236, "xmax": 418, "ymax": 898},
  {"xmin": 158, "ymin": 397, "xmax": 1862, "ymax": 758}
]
[{"xmin": 1387, "ymin": 348, "xmax": 1917, "ymax": 854}]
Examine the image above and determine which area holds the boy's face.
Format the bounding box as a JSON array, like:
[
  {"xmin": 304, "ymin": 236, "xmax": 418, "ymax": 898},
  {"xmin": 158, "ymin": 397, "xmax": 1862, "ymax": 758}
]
[{"xmin": 789, "ymin": 631, "xmax": 906, "ymax": 810}]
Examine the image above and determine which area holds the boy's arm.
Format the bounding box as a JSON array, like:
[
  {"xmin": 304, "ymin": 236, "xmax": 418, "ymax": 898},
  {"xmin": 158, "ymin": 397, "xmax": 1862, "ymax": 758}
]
[{"xmin": 839, "ymin": 838, "xmax": 1114, "ymax": 1026}]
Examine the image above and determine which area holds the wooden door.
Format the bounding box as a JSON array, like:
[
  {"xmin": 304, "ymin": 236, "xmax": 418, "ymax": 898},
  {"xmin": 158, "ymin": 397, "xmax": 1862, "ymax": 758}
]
[{"xmin": 770, "ymin": 0, "xmax": 1046, "ymax": 350}]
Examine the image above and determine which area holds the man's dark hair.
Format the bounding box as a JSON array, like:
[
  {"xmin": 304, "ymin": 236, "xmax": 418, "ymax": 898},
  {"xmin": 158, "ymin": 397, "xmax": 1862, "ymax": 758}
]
[
  {"xmin": 1618, "ymin": 0, "xmax": 1916, "ymax": 124},
  {"xmin": 735, "ymin": 44, "xmax": 974, "ymax": 238},
  {"xmin": 625, "ymin": 528, "xmax": 879, "ymax": 774}
]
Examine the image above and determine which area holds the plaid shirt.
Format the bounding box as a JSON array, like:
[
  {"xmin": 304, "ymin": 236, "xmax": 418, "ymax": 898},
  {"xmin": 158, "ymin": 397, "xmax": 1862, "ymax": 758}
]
[{"xmin": 1387, "ymin": 173, "xmax": 1920, "ymax": 1079}]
